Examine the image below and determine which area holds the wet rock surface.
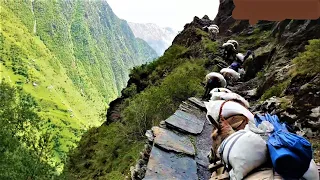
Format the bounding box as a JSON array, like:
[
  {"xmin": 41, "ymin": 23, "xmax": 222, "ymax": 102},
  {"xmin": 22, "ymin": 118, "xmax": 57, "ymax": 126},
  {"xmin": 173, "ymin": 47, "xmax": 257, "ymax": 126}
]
[
  {"xmin": 152, "ymin": 126, "xmax": 195, "ymax": 156},
  {"xmin": 144, "ymin": 146, "xmax": 198, "ymax": 180},
  {"xmin": 195, "ymin": 119, "xmax": 214, "ymax": 180},
  {"xmin": 189, "ymin": 97, "xmax": 206, "ymax": 110},
  {"xmin": 165, "ymin": 110, "xmax": 205, "ymax": 135}
]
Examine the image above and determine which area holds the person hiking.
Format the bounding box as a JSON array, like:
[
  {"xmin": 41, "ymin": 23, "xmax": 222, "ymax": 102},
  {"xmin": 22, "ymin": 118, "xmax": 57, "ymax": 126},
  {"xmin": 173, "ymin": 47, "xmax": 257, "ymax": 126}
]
[
  {"xmin": 203, "ymin": 25, "xmax": 219, "ymax": 40},
  {"xmin": 226, "ymin": 40, "xmax": 239, "ymax": 51},
  {"xmin": 236, "ymin": 50, "xmax": 256, "ymax": 64},
  {"xmin": 202, "ymin": 72, "xmax": 227, "ymax": 100},
  {"xmin": 222, "ymin": 42, "xmax": 237, "ymax": 61},
  {"xmin": 229, "ymin": 61, "xmax": 243, "ymax": 72}
]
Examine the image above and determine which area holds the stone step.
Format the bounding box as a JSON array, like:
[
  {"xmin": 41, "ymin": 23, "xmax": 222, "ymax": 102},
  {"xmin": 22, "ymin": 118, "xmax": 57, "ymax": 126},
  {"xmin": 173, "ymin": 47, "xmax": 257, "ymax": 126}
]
[
  {"xmin": 152, "ymin": 126, "xmax": 195, "ymax": 156},
  {"xmin": 143, "ymin": 146, "xmax": 198, "ymax": 180},
  {"xmin": 165, "ymin": 110, "xmax": 205, "ymax": 135},
  {"xmin": 188, "ymin": 97, "xmax": 207, "ymax": 111}
]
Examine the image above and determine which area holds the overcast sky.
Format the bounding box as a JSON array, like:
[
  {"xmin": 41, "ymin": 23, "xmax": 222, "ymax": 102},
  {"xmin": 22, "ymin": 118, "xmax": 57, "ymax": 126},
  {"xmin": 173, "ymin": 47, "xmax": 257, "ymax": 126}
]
[{"xmin": 107, "ymin": 0, "xmax": 220, "ymax": 31}]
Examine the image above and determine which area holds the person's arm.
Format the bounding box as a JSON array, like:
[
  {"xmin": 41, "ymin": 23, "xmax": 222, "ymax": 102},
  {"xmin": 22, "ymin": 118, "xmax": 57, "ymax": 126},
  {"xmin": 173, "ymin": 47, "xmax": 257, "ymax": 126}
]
[{"xmin": 221, "ymin": 78, "xmax": 227, "ymax": 88}]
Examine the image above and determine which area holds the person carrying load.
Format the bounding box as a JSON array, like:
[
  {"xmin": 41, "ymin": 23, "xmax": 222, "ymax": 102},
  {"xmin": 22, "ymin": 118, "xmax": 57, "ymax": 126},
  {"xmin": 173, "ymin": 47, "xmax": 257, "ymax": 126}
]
[
  {"xmin": 226, "ymin": 40, "xmax": 239, "ymax": 51},
  {"xmin": 236, "ymin": 50, "xmax": 256, "ymax": 64},
  {"xmin": 202, "ymin": 72, "xmax": 227, "ymax": 100},
  {"xmin": 203, "ymin": 24, "xmax": 219, "ymax": 40},
  {"xmin": 222, "ymin": 42, "xmax": 237, "ymax": 61},
  {"xmin": 229, "ymin": 61, "xmax": 243, "ymax": 72}
]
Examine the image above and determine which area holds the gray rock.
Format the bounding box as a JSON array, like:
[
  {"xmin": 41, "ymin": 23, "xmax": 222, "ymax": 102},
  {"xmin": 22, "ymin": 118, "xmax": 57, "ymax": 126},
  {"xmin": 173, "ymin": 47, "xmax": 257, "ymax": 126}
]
[
  {"xmin": 246, "ymin": 88, "xmax": 257, "ymax": 96},
  {"xmin": 195, "ymin": 120, "xmax": 214, "ymax": 180},
  {"xmin": 159, "ymin": 121, "xmax": 166, "ymax": 128},
  {"xmin": 143, "ymin": 146, "xmax": 198, "ymax": 180},
  {"xmin": 165, "ymin": 110, "xmax": 204, "ymax": 134},
  {"xmin": 145, "ymin": 130, "xmax": 154, "ymax": 142},
  {"xmin": 152, "ymin": 126, "xmax": 195, "ymax": 156},
  {"xmin": 310, "ymin": 106, "xmax": 320, "ymax": 118},
  {"xmin": 188, "ymin": 97, "xmax": 206, "ymax": 111}
]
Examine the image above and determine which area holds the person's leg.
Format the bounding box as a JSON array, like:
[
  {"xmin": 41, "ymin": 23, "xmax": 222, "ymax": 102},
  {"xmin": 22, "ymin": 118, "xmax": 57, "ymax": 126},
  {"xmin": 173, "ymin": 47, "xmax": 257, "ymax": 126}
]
[
  {"xmin": 232, "ymin": 52, "xmax": 237, "ymax": 61},
  {"xmin": 203, "ymin": 79, "xmax": 212, "ymax": 100},
  {"xmin": 202, "ymin": 85, "xmax": 209, "ymax": 100},
  {"xmin": 226, "ymin": 50, "xmax": 231, "ymax": 60}
]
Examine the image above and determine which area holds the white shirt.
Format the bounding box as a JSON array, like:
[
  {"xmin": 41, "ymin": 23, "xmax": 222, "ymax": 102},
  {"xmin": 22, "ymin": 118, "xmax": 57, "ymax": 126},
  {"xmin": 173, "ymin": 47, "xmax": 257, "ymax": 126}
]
[{"xmin": 236, "ymin": 53, "xmax": 245, "ymax": 62}]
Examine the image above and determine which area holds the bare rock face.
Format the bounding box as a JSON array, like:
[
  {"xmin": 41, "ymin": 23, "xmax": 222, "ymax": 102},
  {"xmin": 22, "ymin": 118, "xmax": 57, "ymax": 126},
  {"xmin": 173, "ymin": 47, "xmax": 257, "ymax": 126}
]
[{"xmin": 213, "ymin": 0, "xmax": 236, "ymax": 31}]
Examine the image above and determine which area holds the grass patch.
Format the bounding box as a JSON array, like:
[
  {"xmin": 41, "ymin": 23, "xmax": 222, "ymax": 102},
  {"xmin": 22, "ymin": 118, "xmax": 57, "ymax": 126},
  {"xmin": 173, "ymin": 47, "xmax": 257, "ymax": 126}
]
[
  {"xmin": 261, "ymin": 80, "xmax": 290, "ymax": 101},
  {"xmin": 279, "ymin": 96, "xmax": 293, "ymax": 110},
  {"xmin": 196, "ymin": 28, "xmax": 209, "ymax": 37},
  {"xmin": 202, "ymin": 38, "xmax": 218, "ymax": 53}
]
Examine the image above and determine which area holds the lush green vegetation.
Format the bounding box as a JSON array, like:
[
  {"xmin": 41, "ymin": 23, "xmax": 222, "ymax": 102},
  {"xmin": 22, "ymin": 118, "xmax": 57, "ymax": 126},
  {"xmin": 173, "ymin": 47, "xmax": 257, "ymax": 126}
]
[
  {"xmin": 61, "ymin": 122, "xmax": 143, "ymax": 180},
  {"xmin": 0, "ymin": 81, "xmax": 56, "ymax": 179},
  {"xmin": 293, "ymin": 39, "xmax": 320, "ymax": 75},
  {"xmin": 0, "ymin": 0, "xmax": 157, "ymax": 174}
]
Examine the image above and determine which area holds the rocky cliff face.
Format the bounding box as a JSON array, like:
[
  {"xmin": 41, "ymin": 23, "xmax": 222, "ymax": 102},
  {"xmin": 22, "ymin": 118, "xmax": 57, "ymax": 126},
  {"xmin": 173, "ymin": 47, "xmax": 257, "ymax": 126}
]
[{"xmin": 128, "ymin": 22, "xmax": 178, "ymax": 56}]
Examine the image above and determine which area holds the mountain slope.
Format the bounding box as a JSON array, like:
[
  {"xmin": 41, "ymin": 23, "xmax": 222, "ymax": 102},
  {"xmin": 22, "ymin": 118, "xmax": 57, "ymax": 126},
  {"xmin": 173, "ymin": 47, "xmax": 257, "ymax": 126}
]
[
  {"xmin": 63, "ymin": 11, "xmax": 320, "ymax": 180},
  {"xmin": 0, "ymin": 0, "xmax": 157, "ymax": 174},
  {"xmin": 128, "ymin": 22, "xmax": 178, "ymax": 56}
]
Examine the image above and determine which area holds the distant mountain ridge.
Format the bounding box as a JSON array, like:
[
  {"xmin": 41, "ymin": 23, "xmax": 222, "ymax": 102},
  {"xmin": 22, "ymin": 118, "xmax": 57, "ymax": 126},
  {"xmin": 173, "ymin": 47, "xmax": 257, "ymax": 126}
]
[{"xmin": 128, "ymin": 22, "xmax": 178, "ymax": 55}]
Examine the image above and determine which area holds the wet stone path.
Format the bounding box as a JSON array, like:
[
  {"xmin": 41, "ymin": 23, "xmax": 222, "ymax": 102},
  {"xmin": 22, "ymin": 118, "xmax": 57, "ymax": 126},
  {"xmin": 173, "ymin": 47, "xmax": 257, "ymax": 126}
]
[{"xmin": 142, "ymin": 97, "xmax": 213, "ymax": 180}]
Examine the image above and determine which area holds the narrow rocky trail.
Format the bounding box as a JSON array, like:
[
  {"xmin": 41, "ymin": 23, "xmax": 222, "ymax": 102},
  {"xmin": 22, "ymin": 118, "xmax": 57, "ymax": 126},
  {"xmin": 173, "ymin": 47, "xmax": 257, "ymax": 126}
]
[{"xmin": 131, "ymin": 97, "xmax": 213, "ymax": 180}]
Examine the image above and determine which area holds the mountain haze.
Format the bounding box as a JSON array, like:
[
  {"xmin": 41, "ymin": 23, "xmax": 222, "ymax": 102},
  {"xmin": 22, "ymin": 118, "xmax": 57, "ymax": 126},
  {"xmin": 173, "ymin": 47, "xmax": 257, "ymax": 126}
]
[
  {"xmin": 0, "ymin": 0, "xmax": 157, "ymax": 175},
  {"xmin": 128, "ymin": 22, "xmax": 178, "ymax": 55}
]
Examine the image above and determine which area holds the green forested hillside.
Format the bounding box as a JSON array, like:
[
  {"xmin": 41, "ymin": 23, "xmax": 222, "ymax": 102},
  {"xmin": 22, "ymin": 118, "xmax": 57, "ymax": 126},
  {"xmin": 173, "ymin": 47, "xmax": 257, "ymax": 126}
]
[
  {"xmin": 0, "ymin": 0, "xmax": 157, "ymax": 175},
  {"xmin": 62, "ymin": 31, "xmax": 216, "ymax": 179}
]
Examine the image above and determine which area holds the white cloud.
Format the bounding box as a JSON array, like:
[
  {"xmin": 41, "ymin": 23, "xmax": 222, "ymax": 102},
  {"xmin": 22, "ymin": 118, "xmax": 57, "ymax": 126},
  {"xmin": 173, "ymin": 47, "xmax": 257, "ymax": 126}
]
[{"xmin": 107, "ymin": 0, "xmax": 220, "ymax": 31}]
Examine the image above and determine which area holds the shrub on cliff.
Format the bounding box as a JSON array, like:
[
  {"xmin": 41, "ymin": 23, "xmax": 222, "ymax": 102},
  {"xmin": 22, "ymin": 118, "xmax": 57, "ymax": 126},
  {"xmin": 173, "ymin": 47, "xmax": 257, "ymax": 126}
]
[
  {"xmin": 123, "ymin": 60, "xmax": 206, "ymax": 137},
  {"xmin": 293, "ymin": 39, "xmax": 320, "ymax": 75}
]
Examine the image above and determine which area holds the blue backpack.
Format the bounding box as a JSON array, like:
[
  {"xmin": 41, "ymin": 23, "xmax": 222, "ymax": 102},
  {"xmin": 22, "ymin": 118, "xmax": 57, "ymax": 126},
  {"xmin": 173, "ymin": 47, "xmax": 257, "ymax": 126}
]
[{"xmin": 255, "ymin": 114, "xmax": 313, "ymax": 179}]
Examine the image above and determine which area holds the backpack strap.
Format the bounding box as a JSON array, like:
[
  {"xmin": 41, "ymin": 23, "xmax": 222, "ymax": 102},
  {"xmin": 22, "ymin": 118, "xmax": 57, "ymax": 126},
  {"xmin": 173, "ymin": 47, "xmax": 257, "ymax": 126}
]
[{"xmin": 219, "ymin": 100, "xmax": 230, "ymax": 122}]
